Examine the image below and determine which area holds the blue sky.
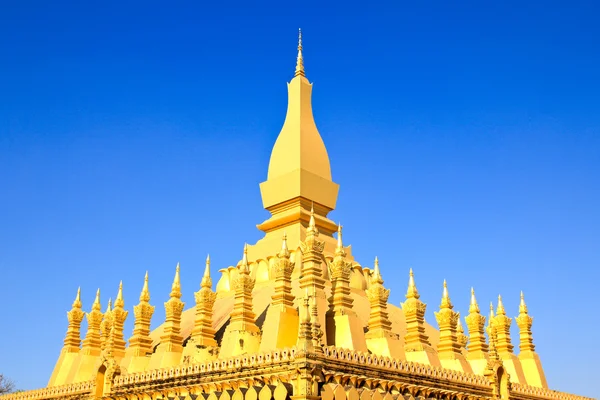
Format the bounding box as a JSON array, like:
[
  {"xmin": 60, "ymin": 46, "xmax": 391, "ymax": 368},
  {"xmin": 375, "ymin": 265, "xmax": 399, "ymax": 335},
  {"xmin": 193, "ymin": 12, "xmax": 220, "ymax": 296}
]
[{"xmin": 1, "ymin": 1, "xmax": 599, "ymax": 397}]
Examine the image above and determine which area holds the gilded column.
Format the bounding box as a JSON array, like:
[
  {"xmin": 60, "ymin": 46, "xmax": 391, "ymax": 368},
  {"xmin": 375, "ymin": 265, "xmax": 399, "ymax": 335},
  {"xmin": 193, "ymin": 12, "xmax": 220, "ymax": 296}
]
[
  {"xmin": 260, "ymin": 234, "xmax": 299, "ymax": 351},
  {"xmin": 124, "ymin": 272, "xmax": 155, "ymax": 373},
  {"xmin": 326, "ymin": 225, "xmax": 367, "ymax": 351},
  {"xmin": 365, "ymin": 257, "xmax": 403, "ymax": 358},
  {"xmin": 516, "ymin": 292, "xmax": 548, "ymax": 388},
  {"xmin": 494, "ymin": 295, "xmax": 527, "ymax": 384},
  {"xmin": 465, "ymin": 288, "xmax": 489, "ymax": 374},
  {"xmin": 299, "ymin": 206, "xmax": 328, "ymax": 334},
  {"xmin": 434, "ymin": 281, "xmax": 471, "ymax": 372},
  {"xmin": 183, "ymin": 255, "xmax": 218, "ymax": 362},
  {"xmin": 73, "ymin": 289, "xmax": 104, "ymax": 383},
  {"xmin": 296, "ymin": 289, "xmax": 315, "ymax": 353},
  {"xmin": 149, "ymin": 264, "xmax": 185, "ymax": 369},
  {"xmin": 99, "ymin": 299, "xmax": 113, "ymax": 352},
  {"xmin": 106, "ymin": 282, "xmax": 128, "ymax": 360},
  {"xmin": 401, "ymin": 269, "xmax": 440, "ymax": 366},
  {"xmin": 457, "ymin": 318, "xmax": 468, "ymax": 350},
  {"xmin": 219, "ymin": 244, "xmax": 261, "ymax": 358},
  {"xmin": 48, "ymin": 288, "xmax": 86, "ymax": 386}
]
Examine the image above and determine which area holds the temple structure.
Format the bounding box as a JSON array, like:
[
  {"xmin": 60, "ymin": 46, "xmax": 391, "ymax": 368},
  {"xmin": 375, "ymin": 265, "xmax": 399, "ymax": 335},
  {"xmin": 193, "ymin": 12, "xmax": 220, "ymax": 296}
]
[{"xmin": 1, "ymin": 31, "xmax": 591, "ymax": 400}]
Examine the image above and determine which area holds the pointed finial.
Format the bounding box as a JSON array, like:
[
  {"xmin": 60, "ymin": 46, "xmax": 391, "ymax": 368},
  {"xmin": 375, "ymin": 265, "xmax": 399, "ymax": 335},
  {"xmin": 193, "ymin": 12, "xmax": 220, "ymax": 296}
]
[
  {"xmin": 406, "ymin": 268, "xmax": 420, "ymax": 299},
  {"xmin": 488, "ymin": 301, "xmax": 495, "ymax": 321},
  {"xmin": 496, "ymin": 294, "xmax": 506, "ymax": 315},
  {"xmin": 457, "ymin": 316, "xmax": 465, "ymax": 333},
  {"xmin": 519, "ymin": 291, "xmax": 528, "ymax": 314},
  {"xmin": 114, "ymin": 281, "xmax": 124, "ymax": 308},
  {"xmin": 239, "ymin": 243, "xmax": 250, "ymax": 274},
  {"xmin": 201, "ymin": 254, "xmax": 212, "ymax": 288},
  {"xmin": 139, "ymin": 271, "xmax": 150, "ymax": 302},
  {"xmin": 335, "ymin": 223, "xmax": 345, "ymax": 256},
  {"xmin": 469, "ymin": 287, "xmax": 480, "ymax": 313},
  {"xmin": 105, "ymin": 298, "xmax": 113, "ymax": 313},
  {"xmin": 440, "ymin": 279, "xmax": 453, "ymax": 309},
  {"xmin": 72, "ymin": 287, "xmax": 82, "ymax": 309},
  {"xmin": 295, "ymin": 28, "xmax": 305, "ymax": 77},
  {"xmin": 92, "ymin": 288, "xmax": 101, "ymax": 311},
  {"xmin": 372, "ymin": 256, "xmax": 384, "ymax": 284},
  {"xmin": 307, "ymin": 202, "xmax": 317, "ymax": 233},
  {"xmin": 170, "ymin": 263, "xmax": 182, "ymax": 298},
  {"xmin": 279, "ymin": 233, "xmax": 290, "ymax": 258}
]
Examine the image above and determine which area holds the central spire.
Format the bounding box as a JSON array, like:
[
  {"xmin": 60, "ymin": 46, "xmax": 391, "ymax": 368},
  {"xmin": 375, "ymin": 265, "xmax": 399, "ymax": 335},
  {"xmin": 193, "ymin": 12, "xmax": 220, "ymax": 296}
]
[{"xmin": 258, "ymin": 29, "xmax": 339, "ymax": 238}]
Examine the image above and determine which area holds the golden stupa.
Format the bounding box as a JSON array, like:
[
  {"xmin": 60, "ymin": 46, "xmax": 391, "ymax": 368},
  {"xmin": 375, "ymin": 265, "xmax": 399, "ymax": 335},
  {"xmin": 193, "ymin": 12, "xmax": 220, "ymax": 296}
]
[{"xmin": 1, "ymin": 30, "xmax": 592, "ymax": 400}]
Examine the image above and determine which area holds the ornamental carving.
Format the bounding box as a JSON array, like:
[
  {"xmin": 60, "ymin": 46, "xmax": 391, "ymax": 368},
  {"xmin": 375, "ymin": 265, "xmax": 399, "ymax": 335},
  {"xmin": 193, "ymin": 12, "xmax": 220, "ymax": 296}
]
[
  {"xmin": 67, "ymin": 308, "xmax": 85, "ymax": 323},
  {"xmin": 233, "ymin": 274, "xmax": 255, "ymax": 292},
  {"xmin": 133, "ymin": 303, "xmax": 155, "ymax": 320},
  {"xmin": 194, "ymin": 289, "xmax": 217, "ymax": 305},
  {"xmin": 366, "ymin": 285, "xmax": 390, "ymax": 303},
  {"xmin": 300, "ymin": 238, "xmax": 325, "ymax": 254},
  {"xmin": 272, "ymin": 258, "xmax": 295, "ymax": 277},
  {"xmin": 164, "ymin": 300, "xmax": 185, "ymax": 316},
  {"xmin": 401, "ymin": 300, "xmax": 427, "ymax": 316}
]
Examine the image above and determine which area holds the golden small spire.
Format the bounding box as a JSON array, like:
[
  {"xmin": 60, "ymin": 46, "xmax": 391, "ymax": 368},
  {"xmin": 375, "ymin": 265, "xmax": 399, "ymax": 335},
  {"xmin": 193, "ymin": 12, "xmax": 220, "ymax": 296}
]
[
  {"xmin": 405, "ymin": 268, "xmax": 420, "ymax": 299},
  {"xmin": 440, "ymin": 279, "xmax": 453, "ymax": 309},
  {"xmin": 140, "ymin": 271, "xmax": 150, "ymax": 302},
  {"xmin": 372, "ymin": 256, "xmax": 384, "ymax": 284},
  {"xmin": 279, "ymin": 233, "xmax": 290, "ymax": 258},
  {"xmin": 294, "ymin": 28, "xmax": 305, "ymax": 77},
  {"xmin": 496, "ymin": 294, "xmax": 506, "ymax": 316},
  {"xmin": 487, "ymin": 302, "xmax": 495, "ymax": 328},
  {"xmin": 73, "ymin": 287, "xmax": 82, "ymax": 309},
  {"xmin": 114, "ymin": 281, "xmax": 124, "ymax": 308},
  {"xmin": 519, "ymin": 291, "xmax": 528, "ymax": 314},
  {"xmin": 307, "ymin": 202, "xmax": 317, "ymax": 234},
  {"xmin": 335, "ymin": 223, "xmax": 346, "ymax": 256},
  {"xmin": 201, "ymin": 254, "xmax": 212, "ymax": 289},
  {"xmin": 170, "ymin": 263, "xmax": 182, "ymax": 299},
  {"xmin": 240, "ymin": 243, "xmax": 250, "ymax": 274},
  {"xmin": 105, "ymin": 298, "xmax": 113, "ymax": 313},
  {"xmin": 92, "ymin": 288, "xmax": 101, "ymax": 311},
  {"xmin": 469, "ymin": 287, "xmax": 480, "ymax": 313}
]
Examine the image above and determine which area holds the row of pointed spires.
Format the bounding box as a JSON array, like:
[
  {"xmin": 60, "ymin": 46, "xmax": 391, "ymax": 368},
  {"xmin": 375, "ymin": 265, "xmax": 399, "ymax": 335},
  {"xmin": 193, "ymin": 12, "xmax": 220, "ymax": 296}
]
[{"xmin": 58, "ymin": 205, "xmax": 540, "ymax": 384}]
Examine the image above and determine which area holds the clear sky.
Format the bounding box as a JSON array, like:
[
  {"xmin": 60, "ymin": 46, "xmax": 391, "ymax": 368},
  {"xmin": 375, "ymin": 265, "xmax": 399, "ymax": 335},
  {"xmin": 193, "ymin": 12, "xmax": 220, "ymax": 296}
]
[{"xmin": 1, "ymin": 1, "xmax": 599, "ymax": 398}]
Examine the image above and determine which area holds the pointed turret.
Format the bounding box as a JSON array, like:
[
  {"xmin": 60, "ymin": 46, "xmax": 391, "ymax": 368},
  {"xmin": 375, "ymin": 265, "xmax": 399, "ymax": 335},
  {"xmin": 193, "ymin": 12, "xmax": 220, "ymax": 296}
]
[
  {"xmin": 100, "ymin": 298, "xmax": 113, "ymax": 352},
  {"xmin": 258, "ymin": 31, "xmax": 339, "ymax": 238},
  {"xmin": 72, "ymin": 289, "xmax": 104, "ymax": 383},
  {"xmin": 464, "ymin": 288, "xmax": 489, "ymax": 374},
  {"xmin": 493, "ymin": 295, "xmax": 513, "ymax": 354},
  {"xmin": 365, "ymin": 257, "xmax": 402, "ymax": 358},
  {"xmin": 434, "ymin": 280, "xmax": 471, "ymax": 372},
  {"xmin": 515, "ymin": 292, "xmax": 548, "ymax": 388},
  {"xmin": 107, "ymin": 281, "xmax": 128, "ymax": 359},
  {"xmin": 326, "ymin": 224, "xmax": 366, "ymax": 351},
  {"xmin": 63, "ymin": 287, "xmax": 85, "ymax": 351},
  {"xmin": 186, "ymin": 254, "xmax": 218, "ymax": 362},
  {"xmin": 125, "ymin": 272, "xmax": 156, "ymax": 373},
  {"xmin": 48, "ymin": 288, "xmax": 86, "ymax": 386},
  {"xmin": 456, "ymin": 318, "xmax": 468, "ymax": 350},
  {"xmin": 150, "ymin": 264, "xmax": 185, "ymax": 369},
  {"xmin": 401, "ymin": 269, "xmax": 439, "ymax": 366},
  {"xmin": 492, "ymin": 296, "xmax": 528, "ymax": 384},
  {"xmin": 261, "ymin": 233, "xmax": 299, "ymax": 352},
  {"xmin": 298, "ymin": 204, "xmax": 328, "ymax": 333},
  {"xmin": 219, "ymin": 245, "xmax": 261, "ymax": 358},
  {"xmin": 296, "ymin": 289, "xmax": 314, "ymax": 352}
]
